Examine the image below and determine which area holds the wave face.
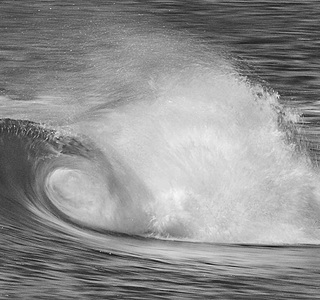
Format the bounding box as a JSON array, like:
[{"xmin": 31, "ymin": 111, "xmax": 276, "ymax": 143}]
[{"xmin": 0, "ymin": 118, "xmax": 151, "ymax": 234}]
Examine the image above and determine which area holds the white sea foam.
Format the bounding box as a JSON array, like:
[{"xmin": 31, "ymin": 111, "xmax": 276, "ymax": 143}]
[{"xmin": 64, "ymin": 60, "xmax": 320, "ymax": 243}]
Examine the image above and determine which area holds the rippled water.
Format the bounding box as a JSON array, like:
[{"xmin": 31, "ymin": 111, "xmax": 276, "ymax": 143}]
[{"xmin": 1, "ymin": 1, "xmax": 320, "ymax": 299}]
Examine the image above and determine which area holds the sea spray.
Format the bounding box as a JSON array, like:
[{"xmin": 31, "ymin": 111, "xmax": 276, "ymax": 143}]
[{"xmin": 67, "ymin": 64, "xmax": 320, "ymax": 243}]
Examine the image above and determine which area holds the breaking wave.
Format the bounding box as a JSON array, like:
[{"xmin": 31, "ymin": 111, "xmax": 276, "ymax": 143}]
[{"xmin": 2, "ymin": 66, "xmax": 320, "ymax": 244}]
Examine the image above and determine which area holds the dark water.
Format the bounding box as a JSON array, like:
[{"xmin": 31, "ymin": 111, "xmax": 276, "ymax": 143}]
[{"xmin": 1, "ymin": 1, "xmax": 320, "ymax": 299}]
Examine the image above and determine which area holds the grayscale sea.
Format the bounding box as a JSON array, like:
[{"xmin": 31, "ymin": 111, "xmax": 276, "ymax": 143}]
[{"xmin": 1, "ymin": 1, "xmax": 320, "ymax": 299}]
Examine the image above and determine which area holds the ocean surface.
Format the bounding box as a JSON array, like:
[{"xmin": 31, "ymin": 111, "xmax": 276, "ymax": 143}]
[{"xmin": 1, "ymin": 0, "xmax": 320, "ymax": 299}]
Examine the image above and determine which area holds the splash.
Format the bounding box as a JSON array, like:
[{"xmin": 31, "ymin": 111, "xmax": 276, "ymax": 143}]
[{"xmin": 72, "ymin": 67, "xmax": 320, "ymax": 244}]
